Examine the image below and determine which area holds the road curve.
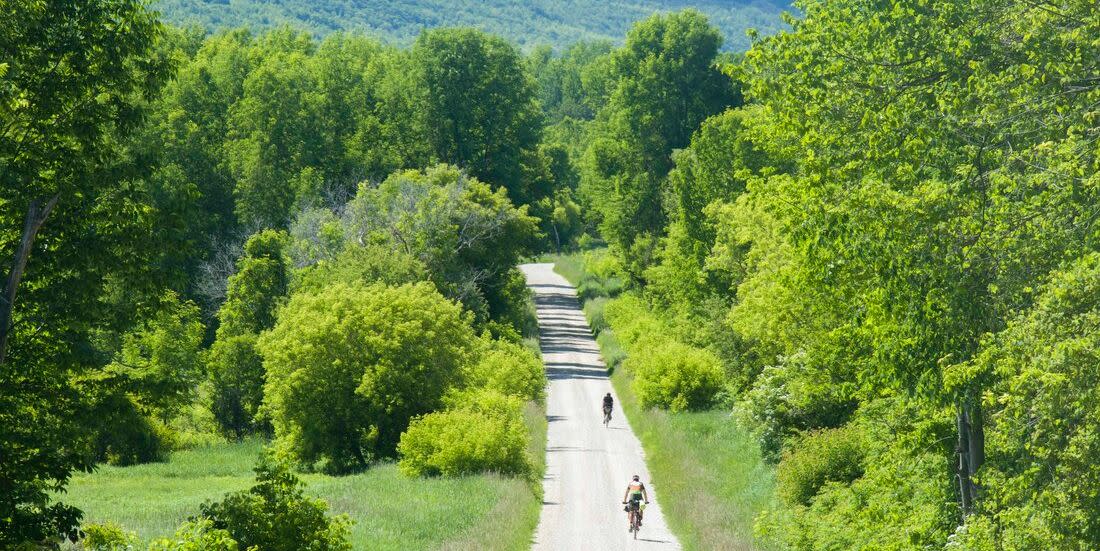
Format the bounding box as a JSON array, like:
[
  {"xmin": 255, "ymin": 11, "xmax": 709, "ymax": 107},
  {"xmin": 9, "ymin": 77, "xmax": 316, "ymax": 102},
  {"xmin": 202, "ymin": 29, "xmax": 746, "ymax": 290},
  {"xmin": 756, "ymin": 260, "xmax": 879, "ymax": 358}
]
[{"xmin": 521, "ymin": 263, "xmax": 681, "ymax": 551}]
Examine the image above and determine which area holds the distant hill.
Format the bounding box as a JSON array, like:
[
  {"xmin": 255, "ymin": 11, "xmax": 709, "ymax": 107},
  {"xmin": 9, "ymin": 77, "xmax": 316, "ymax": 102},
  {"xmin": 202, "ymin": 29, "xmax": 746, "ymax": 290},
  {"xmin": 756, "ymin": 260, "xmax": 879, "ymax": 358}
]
[{"xmin": 152, "ymin": 0, "xmax": 790, "ymax": 51}]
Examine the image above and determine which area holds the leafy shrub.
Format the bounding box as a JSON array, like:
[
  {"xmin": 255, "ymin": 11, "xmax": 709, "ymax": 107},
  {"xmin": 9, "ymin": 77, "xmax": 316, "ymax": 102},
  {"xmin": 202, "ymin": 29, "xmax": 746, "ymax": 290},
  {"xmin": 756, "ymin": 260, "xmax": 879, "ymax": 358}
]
[
  {"xmin": 207, "ymin": 333, "xmax": 266, "ymax": 439},
  {"xmin": 199, "ymin": 456, "xmax": 351, "ymax": 551},
  {"xmin": 737, "ymin": 353, "xmax": 859, "ymax": 460},
  {"xmin": 583, "ymin": 249, "xmax": 622, "ymax": 280},
  {"xmin": 81, "ymin": 522, "xmax": 137, "ymax": 550},
  {"xmin": 398, "ymin": 389, "xmax": 530, "ymax": 477},
  {"xmin": 259, "ymin": 282, "xmax": 474, "ymax": 472},
  {"xmin": 147, "ymin": 519, "xmax": 237, "ymax": 551},
  {"xmin": 485, "ymin": 268, "xmax": 539, "ymax": 338},
  {"xmin": 466, "ymin": 337, "xmax": 545, "ymax": 402},
  {"xmin": 602, "ymin": 295, "xmax": 664, "ymax": 347},
  {"xmin": 583, "ymin": 296, "xmax": 610, "ymax": 335},
  {"xmin": 290, "ymin": 244, "xmax": 427, "ymax": 294},
  {"xmin": 776, "ymin": 425, "xmax": 866, "ymax": 506},
  {"xmin": 91, "ymin": 394, "xmax": 175, "ymax": 466},
  {"xmin": 596, "ymin": 330, "xmax": 626, "ymax": 371},
  {"xmin": 626, "ymin": 340, "xmax": 724, "ymax": 412}
]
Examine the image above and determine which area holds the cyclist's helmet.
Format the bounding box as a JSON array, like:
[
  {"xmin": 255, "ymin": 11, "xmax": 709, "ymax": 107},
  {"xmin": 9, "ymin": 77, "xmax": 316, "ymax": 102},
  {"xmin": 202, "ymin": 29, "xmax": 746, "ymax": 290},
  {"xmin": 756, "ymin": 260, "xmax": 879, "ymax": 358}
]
[{"xmin": 632, "ymin": 475, "xmax": 640, "ymax": 481}]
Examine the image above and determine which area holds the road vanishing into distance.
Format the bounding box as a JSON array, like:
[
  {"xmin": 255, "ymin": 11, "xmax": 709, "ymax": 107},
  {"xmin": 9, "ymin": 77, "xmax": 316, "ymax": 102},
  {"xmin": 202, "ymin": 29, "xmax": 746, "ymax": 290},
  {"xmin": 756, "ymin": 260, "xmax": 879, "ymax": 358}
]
[{"xmin": 520, "ymin": 263, "xmax": 681, "ymax": 550}]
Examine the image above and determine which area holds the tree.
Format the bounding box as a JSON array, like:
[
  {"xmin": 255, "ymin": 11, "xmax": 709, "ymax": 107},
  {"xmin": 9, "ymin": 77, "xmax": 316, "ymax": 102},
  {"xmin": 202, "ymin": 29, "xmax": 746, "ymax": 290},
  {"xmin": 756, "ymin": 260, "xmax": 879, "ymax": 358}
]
[
  {"xmin": 342, "ymin": 165, "xmax": 540, "ymax": 322},
  {"xmin": 728, "ymin": 0, "xmax": 1100, "ymax": 543},
  {"xmin": 208, "ymin": 230, "xmax": 289, "ymax": 438},
  {"xmin": 258, "ymin": 282, "xmax": 475, "ymax": 472},
  {"xmin": 412, "ymin": 28, "xmax": 545, "ymax": 204},
  {"xmin": 581, "ymin": 10, "xmax": 737, "ymax": 261},
  {"xmin": 0, "ymin": 0, "xmax": 171, "ymax": 543}
]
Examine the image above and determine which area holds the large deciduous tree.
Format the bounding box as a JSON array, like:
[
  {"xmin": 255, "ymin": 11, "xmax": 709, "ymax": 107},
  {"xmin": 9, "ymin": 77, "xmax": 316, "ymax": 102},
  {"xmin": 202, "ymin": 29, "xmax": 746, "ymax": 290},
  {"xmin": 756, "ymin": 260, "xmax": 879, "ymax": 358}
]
[
  {"xmin": 412, "ymin": 29, "xmax": 545, "ymax": 205},
  {"xmin": 581, "ymin": 10, "xmax": 738, "ymax": 265},
  {"xmin": 258, "ymin": 282, "xmax": 475, "ymax": 473},
  {"xmin": 0, "ymin": 0, "xmax": 171, "ymax": 543}
]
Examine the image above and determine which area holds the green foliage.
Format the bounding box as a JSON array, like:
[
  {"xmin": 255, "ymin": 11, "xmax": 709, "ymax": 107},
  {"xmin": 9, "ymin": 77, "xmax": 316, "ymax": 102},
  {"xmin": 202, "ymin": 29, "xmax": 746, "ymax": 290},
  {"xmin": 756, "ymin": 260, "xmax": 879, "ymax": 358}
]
[
  {"xmin": 104, "ymin": 291, "xmax": 206, "ymax": 421},
  {"xmin": 412, "ymin": 29, "xmax": 544, "ymax": 204},
  {"xmin": 259, "ymin": 282, "xmax": 475, "ymax": 472},
  {"xmin": 82, "ymin": 522, "xmax": 139, "ymax": 550},
  {"xmin": 290, "ymin": 243, "xmax": 428, "ymax": 294},
  {"xmin": 528, "ymin": 41, "xmax": 613, "ymax": 124},
  {"xmin": 398, "ymin": 390, "xmax": 531, "ymax": 477},
  {"xmin": 602, "ymin": 294, "xmax": 723, "ymax": 410},
  {"xmin": 625, "ymin": 339, "xmax": 724, "ymax": 412},
  {"xmin": 147, "ymin": 520, "xmax": 238, "ymax": 551},
  {"xmin": 90, "ymin": 394, "xmax": 176, "ymax": 466},
  {"xmin": 217, "ymin": 230, "xmax": 289, "ymax": 337},
  {"xmin": 580, "ymin": 10, "xmax": 738, "ymax": 263},
  {"xmin": 207, "ymin": 334, "xmax": 266, "ymax": 439},
  {"xmin": 466, "ymin": 337, "xmax": 546, "ymax": 403},
  {"xmin": 340, "ymin": 165, "xmax": 540, "ymax": 323},
  {"xmin": 208, "ymin": 230, "xmax": 289, "ymax": 437},
  {"xmin": 199, "ymin": 455, "xmax": 351, "ymax": 551},
  {"xmin": 952, "ymin": 253, "xmax": 1100, "ymax": 548},
  {"xmin": 583, "ymin": 297, "xmax": 610, "ymax": 335},
  {"xmin": 776, "ymin": 426, "xmax": 865, "ymax": 507},
  {"xmin": 0, "ymin": 0, "xmax": 172, "ymax": 542}
]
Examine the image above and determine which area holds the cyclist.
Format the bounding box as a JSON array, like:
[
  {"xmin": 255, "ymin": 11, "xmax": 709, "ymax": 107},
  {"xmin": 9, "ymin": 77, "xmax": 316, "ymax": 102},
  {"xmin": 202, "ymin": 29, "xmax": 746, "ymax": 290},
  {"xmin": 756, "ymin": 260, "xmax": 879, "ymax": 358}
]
[
  {"xmin": 602, "ymin": 392, "xmax": 614, "ymax": 423},
  {"xmin": 621, "ymin": 475, "xmax": 649, "ymax": 530}
]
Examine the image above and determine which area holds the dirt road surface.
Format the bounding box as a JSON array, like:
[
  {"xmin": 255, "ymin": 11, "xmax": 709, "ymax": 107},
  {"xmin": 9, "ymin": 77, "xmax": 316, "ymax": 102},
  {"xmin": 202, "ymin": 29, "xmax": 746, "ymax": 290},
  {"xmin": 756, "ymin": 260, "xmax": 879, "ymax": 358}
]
[{"xmin": 521, "ymin": 263, "xmax": 681, "ymax": 550}]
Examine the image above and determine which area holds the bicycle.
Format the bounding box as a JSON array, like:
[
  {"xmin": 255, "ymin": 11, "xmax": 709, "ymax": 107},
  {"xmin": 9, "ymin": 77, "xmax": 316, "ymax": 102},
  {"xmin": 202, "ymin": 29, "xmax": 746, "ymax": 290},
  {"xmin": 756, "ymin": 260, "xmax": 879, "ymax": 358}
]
[
  {"xmin": 602, "ymin": 405, "xmax": 612, "ymax": 427},
  {"xmin": 623, "ymin": 499, "xmax": 646, "ymax": 539}
]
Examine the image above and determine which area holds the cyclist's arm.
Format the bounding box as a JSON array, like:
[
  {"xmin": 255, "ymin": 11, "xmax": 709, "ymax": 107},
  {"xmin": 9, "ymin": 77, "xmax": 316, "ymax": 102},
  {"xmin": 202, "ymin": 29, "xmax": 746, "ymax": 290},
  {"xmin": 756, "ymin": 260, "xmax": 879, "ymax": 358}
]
[
  {"xmin": 642, "ymin": 484, "xmax": 649, "ymax": 502},
  {"xmin": 622, "ymin": 487, "xmax": 630, "ymax": 502}
]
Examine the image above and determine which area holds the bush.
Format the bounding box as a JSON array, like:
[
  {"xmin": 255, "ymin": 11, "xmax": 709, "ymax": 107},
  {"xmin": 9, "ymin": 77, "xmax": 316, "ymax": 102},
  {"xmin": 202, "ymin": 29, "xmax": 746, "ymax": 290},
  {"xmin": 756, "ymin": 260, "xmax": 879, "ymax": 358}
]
[
  {"xmin": 259, "ymin": 282, "xmax": 475, "ymax": 472},
  {"xmin": 207, "ymin": 333, "xmax": 266, "ymax": 439},
  {"xmin": 737, "ymin": 353, "xmax": 859, "ymax": 460},
  {"xmin": 148, "ymin": 520, "xmax": 237, "ymax": 551},
  {"xmin": 91, "ymin": 393, "xmax": 175, "ymax": 466},
  {"xmin": 596, "ymin": 330, "xmax": 626, "ymax": 371},
  {"xmin": 466, "ymin": 337, "xmax": 546, "ymax": 402},
  {"xmin": 776, "ymin": 425, "xmax": 866, "ymax": 506},
  {"xmin": 583, "ymin": 296, "xmax": 610, "ymax": 335},
  {"xmin": 626, "ymin": 340, "xmax": 724, "ymax": 412},
  {"xmin": 485, "ymin": 268, "xmax": 539, "ymax": 338},
  {"xmin": 200, "ymin": 456, "xmax": 351, "ymax": 551},
  {"xmin": 602, "ymin": 295, "xmax": 664, "ymax": 347},
  {"xmin": 290, "ymin": 244, "xmax": 427, "ymax": 294},
  {"xmin": 398, "ymin": 390, "xmax": 530, "ymax": 477},
  {"xmin": 81, "ymin": 522, "xmax": 137, "ymax": 550}
]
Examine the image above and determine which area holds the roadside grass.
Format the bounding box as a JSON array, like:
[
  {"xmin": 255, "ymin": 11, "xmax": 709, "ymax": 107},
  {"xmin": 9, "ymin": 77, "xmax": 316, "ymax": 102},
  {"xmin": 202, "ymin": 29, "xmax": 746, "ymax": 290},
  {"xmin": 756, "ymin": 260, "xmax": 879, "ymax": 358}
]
[
  {"xmin": 64, "ymin": 402, "xmax": 548, "ymax": 551},
  {"xmin": 609, "ymin": 354, "xmax": 780, "ymax": 551},
  {"xmin": 553, "ymin": 252, "xmax": 782, "ymax": 551}
]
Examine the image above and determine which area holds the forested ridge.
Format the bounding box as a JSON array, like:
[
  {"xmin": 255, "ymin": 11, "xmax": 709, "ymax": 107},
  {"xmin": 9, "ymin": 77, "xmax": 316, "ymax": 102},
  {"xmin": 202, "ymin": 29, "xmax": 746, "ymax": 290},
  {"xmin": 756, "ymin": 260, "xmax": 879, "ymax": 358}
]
[
  {"xmin": 153, "ymin": 0, "xmax": 790, "ymax": 51},
  {"xmin": 3, "ymin": 0, "xmax": 1100, "ymax": 549}
]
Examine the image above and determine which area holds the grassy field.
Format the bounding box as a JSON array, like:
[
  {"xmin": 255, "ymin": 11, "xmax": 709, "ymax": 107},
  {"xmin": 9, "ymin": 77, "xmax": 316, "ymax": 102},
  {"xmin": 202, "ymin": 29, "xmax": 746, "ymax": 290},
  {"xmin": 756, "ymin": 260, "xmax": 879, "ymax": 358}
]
[
  {"xmin": 551, "ymin": 252, "xmax": 782, "ymax": 551},
  {"xmin": 65, "ymin": 404, "xmax": 546, "ymax": 550}
]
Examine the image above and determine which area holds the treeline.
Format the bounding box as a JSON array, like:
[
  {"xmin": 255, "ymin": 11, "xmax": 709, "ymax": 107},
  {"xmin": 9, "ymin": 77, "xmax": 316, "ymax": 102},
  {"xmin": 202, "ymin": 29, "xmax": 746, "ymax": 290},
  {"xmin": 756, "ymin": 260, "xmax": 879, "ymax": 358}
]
[
  {"xmin": 2, "ymin": 0, "xmax": 578, "ymax": 546},
  {"xmin": 562, "ymin": 0, "xmax": 1100, "ymax": 549},
  {"xmin": 152, "ymin": 0, "xmax": 789, "ymax": 51}
]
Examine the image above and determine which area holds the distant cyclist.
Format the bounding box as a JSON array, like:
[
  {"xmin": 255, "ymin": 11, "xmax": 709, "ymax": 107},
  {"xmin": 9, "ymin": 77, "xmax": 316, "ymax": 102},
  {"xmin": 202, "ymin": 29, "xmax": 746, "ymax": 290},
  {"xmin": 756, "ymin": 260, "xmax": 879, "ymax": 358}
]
[
  {"xmin": 621, "ymin": 475, "xmax": 649, "ymax": 530},
  {"xmin": 602, "ymin": 392, "xmax": 614, "ymax": 426}
]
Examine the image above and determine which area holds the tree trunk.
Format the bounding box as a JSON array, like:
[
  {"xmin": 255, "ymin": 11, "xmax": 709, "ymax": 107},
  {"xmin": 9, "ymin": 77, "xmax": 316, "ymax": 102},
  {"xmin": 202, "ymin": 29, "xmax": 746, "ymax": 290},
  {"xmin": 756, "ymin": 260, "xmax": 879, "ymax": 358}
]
[
  {"xmin": 0, "ymin": 195, "xmax": 59, "ymax": 365},
  {"xmin": 956, "ymin": 400, "xmax": 984, "ymax": 517}
]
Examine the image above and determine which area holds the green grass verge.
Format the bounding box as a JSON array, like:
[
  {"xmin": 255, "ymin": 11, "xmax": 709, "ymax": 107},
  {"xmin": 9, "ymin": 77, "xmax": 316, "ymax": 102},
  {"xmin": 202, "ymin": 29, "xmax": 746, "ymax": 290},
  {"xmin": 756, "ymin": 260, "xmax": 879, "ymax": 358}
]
[
  {"xmin": 552, "ymin": 253, "xmax": 782, "ymax": 551},
  {"xmin": 65, "ymin": 405, "xmax": 547, "ymax": 551},
  {"xmin": 608, "ymin": 355, "xmax": 780, "ymax": 551}
]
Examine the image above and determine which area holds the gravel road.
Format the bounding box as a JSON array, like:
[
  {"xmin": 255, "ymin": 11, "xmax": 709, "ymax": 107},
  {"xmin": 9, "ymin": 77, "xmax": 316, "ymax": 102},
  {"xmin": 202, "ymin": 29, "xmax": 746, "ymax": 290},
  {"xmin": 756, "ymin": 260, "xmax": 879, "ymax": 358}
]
[{"xmin": 521, "ymin": 263, "xmax": 681, "ymax": 550}]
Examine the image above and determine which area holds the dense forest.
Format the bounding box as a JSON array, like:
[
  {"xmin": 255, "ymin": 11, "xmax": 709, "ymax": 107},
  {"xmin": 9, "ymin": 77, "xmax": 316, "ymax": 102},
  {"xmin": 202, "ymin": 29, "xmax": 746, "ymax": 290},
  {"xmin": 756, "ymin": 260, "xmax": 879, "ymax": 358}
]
[
  {"xmin": 3, "ymin": 0, "xmax": 1100, "ymax": 549},
  {"xmin": 152, "ymin": 0, "xmax": 790, "ymax": 51}
]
